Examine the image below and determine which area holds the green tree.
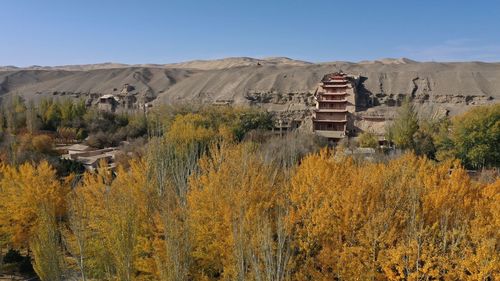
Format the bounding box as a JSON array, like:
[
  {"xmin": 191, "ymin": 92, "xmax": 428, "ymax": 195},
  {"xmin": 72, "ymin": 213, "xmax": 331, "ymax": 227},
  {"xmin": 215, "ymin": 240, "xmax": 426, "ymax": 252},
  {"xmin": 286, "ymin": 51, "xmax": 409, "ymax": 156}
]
[
  {"xmin": 26, "ymin": 100, "xmax": 40, "ymax": 134},
  {"xmin": 413, "ymin": 119, "xmax": 441, "ymax": 159},
  {"xmin": 3, "ymin": 96, "xmax": 27, "ymax": 133},
  {"xmin": 60, "ymin": 99, "xmax": 75, "ymax": 125},
  {"xmin": 438, "ymin": 104, "xmax": 500, "ymax": 168},
  {"xmin": 38, "ymin": 99, "xmax": 62, "ymax": 130},
  {"xmin": 357, "ymin": 131, "xmax": 378, "ymax": 148},
  {"xmin": 387, "ymin": 97, "xmax": 419, "ymax": 149}
]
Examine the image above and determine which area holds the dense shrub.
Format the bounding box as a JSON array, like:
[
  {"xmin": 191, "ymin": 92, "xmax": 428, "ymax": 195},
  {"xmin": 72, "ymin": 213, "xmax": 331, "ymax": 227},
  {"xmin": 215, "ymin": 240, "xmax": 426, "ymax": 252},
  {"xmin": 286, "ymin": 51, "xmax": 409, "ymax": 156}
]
[
  {"xmin": 32, "ymin": 135, "xmax": 54, "ymax": 154},
  {"xmin": 357, "ymin": 131, "xmax": 378, "ymax": 148}
]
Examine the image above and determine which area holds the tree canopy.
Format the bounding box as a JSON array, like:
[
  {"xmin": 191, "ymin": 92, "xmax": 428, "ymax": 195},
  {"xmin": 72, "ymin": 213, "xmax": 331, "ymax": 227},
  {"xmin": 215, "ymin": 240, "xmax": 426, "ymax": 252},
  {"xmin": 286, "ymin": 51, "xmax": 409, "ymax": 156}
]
[{"xmin": 439, "ymin": 104, "xmax": 500, "ymax": 168}]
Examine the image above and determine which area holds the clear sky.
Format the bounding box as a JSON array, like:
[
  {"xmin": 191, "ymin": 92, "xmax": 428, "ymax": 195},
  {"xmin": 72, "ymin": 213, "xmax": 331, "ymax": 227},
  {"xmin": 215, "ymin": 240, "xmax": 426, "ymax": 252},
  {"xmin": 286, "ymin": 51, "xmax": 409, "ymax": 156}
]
[{"xmin": 1, "ymin": 0, "xmax": 499, "ymax": 66}]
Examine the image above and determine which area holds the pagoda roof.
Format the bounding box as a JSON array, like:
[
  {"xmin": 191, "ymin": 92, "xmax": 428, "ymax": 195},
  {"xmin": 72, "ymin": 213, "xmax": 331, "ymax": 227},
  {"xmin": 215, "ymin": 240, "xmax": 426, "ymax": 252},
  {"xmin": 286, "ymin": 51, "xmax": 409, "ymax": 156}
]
[{"xmin": 321, "ymin": 72, "xmax": 347, "ymax": 82}]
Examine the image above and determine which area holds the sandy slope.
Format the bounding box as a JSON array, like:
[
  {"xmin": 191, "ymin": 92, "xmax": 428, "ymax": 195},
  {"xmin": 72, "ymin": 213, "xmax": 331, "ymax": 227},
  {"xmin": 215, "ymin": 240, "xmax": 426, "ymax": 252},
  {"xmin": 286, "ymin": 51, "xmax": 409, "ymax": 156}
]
[
  {"xmin": 0, "ymin": 58, "xmax": 498, "ymax": 116},
  {"xmin": 0, "ymin": 57, "xmax": 311, "ymax": 71},
  {"xmin": 156, "ymin": 61, "xmax": 500, "ymax": 106},
  {"xmin": 0, "ymin": 67, "xmax": 197, "ymax": 102},
  {"xmin": 164, "ymin": 57, "xmax": 312, "ymax": 70}
]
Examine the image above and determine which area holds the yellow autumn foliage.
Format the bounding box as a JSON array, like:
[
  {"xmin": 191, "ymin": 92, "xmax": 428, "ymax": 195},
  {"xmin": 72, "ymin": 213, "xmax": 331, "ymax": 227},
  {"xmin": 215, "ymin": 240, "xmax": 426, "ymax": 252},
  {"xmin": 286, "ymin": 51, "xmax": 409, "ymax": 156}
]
[
  {"xmin": 0, "ymin": 140, "xmax": 498, "ymax": 280},
  {"xmin": 0, "ymin": 161, "xmax": 67, "ymax": 246}
]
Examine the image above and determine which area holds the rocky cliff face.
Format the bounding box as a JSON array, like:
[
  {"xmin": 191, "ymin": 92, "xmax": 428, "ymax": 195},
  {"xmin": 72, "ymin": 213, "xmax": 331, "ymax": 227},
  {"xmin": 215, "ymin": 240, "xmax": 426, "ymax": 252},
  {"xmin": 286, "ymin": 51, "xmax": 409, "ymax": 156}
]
[{"xmin": 0, "ymin": 58, "xmax": 498, "ymax": 135}]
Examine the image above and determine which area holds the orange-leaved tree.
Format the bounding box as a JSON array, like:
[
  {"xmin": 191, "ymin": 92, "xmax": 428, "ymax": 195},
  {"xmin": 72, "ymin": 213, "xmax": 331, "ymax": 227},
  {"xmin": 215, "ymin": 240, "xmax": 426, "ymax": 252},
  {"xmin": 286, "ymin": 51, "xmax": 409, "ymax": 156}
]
[{"xmin": 188, "ymin": 142, "xmax": 291, "ymax": 281}]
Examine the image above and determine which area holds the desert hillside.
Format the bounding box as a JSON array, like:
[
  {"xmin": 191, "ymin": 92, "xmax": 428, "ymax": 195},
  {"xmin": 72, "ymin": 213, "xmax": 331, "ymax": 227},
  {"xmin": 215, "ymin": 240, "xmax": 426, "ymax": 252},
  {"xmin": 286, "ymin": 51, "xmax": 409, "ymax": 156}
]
[{"xmin": 1, "ymin": 58, "xmax": 498, "ymax": 123}]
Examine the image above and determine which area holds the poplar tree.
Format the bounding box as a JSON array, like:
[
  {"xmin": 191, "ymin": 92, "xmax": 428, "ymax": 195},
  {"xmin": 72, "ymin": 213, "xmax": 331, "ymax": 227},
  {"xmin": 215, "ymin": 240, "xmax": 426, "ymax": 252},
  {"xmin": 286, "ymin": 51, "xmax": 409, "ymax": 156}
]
[{"xmin": 387, "ymin": 97, "xmax": 419, "ymax": 149}]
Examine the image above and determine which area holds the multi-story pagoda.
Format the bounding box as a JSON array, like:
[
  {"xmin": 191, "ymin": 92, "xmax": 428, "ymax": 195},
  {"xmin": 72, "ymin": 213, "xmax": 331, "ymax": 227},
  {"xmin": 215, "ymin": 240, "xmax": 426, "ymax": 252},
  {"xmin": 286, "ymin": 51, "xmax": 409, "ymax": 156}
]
[{"xmin": 313, "ymin": 72, "xmax": 357, "ymax": 141}]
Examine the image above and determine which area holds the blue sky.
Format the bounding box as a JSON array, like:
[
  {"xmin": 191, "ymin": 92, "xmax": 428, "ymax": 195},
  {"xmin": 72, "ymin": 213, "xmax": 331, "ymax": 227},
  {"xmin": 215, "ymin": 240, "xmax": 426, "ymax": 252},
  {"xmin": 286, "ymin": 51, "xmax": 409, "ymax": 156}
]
[{"xmin": 1, "ymin": 0, "xmax": 499, "ymax": 66}]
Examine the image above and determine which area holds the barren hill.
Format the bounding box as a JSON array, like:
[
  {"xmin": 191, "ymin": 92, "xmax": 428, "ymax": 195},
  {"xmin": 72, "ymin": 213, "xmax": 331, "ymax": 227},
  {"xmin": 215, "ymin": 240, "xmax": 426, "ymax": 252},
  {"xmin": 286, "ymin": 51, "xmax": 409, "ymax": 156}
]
[
  {"xmin": 1, "ymin": 58, "xmax": 498, "ymax": 127},
  {"xmin": 164, "ymin": 57, "xmax": 312, "ymax": 70},
  {"xmin": 0, "ymin": 57, "xmax": 311, "ymax": 72}
]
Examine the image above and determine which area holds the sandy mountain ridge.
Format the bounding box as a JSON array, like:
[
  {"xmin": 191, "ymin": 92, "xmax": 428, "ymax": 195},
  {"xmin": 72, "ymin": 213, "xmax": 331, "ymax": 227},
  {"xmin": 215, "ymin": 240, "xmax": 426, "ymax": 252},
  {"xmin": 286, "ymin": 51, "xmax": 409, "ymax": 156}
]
[
  {"xmin": 0, "ymin": 57, "xmax": 498, "ymax": 121},
  {"xmin": 0, "ymin": 57, "xmax": 422, "ymax": 72},
  {"xmin": 357, "ymin": 58, "xmax": 418, "ymax": 65},
  {"xmin": 0, "ymin": 57, "xmax": 312, "ymax": 71}
]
